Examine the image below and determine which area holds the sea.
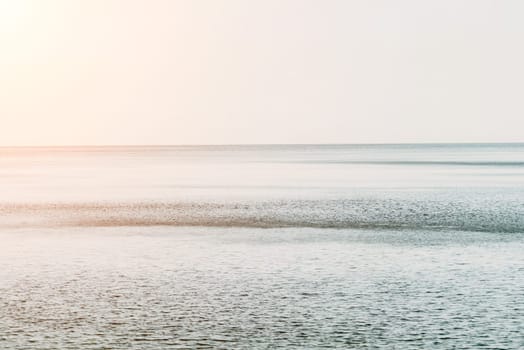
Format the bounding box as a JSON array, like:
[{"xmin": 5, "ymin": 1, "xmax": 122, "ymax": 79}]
[{"xmin": 1, "ymin": 143, "xmax": 523, "ymax": 349}]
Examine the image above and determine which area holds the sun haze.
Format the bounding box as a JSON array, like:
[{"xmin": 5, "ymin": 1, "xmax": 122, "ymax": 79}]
[{"xmin": 1, "ymin": 0, "xmax": 524, "ymax": 146}]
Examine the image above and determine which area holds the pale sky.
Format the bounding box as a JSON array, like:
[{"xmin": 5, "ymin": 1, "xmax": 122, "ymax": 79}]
[{"xmin": 1, "ymin": 0, "xmax": 523, "ymax": 145}]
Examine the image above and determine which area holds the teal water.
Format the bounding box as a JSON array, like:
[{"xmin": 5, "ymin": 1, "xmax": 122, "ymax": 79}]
[{"xmin": 0, "ymin": 144, "xmax": 523, "ymax": 348}]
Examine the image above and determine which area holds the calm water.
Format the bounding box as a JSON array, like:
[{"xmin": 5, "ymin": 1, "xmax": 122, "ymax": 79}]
[{"xmin": 1, "ymin": 144, "xmax": 524, "ymax": 349}]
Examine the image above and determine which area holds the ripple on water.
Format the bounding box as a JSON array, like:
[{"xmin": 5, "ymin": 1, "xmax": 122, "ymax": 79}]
[{"xmin": 0, "ymin": 227, "xmax": 524, "ymax": 349}]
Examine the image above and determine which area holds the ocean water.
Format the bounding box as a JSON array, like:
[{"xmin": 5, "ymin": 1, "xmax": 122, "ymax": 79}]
[{"xmin": 1, "ymin": 144, "xmax": 524, "ymax": 349}]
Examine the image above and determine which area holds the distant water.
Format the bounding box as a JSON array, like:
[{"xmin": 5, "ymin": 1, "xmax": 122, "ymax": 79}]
[
  {"xmin": 1, "ymin": 143, "xmax": 524, "ymax": 231},
  {"xmin": 1, "ymin": 144, "xmax": 524, "ymax": 349}
]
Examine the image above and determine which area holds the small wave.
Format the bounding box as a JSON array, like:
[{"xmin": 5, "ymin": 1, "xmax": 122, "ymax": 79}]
[{"xmin": 1, "ymin": 199, "xmax": 523, "ymax": 233}]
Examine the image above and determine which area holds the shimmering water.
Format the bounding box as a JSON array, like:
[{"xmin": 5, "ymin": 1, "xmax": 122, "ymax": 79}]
[
  {"xmin": 2, "ymin": 227, "xmax": 524, "ymax": 349},
  {"xmin": 1, "ymin": 144, "xmax": 524, "ymax": 349}
]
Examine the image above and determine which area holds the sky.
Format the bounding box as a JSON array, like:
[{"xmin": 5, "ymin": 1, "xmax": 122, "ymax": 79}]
[{"xmin": 1, "ymin": 0, "xmax": 523, "ymax": 146}]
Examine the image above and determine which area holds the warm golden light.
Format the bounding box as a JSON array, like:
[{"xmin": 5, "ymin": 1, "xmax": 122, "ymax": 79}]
[
  {"xmin": 0, "ymin": 0, "xmax": 28, "ymax": 34},
  {"xmin": 1, "ymin": 0, "xmax": 524, "ymax": 146}
]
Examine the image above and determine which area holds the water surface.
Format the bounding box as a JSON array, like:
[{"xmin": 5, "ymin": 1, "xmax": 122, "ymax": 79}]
[{"xmin": 1, "ymin": 144, "xmax": 523, "ymax": 349}]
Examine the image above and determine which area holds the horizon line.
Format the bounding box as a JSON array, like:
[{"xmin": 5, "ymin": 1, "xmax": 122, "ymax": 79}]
[{"xmin": 0, "ymin": 141, "xmax": 523, "ymax": 148}]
